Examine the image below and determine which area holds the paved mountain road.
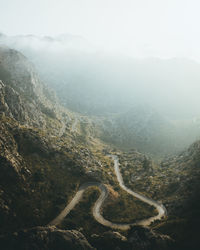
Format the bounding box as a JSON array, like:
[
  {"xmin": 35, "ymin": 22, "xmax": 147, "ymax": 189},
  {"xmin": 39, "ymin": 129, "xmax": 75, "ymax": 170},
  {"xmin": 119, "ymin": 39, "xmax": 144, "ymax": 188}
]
[{"xmin": 48, "ymin": 155, "xmax": 166, "ymax": 230}]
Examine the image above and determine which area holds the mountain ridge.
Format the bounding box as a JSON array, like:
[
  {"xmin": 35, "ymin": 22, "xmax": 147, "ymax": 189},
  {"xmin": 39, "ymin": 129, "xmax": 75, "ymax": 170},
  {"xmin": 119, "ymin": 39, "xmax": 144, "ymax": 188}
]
[{"xmin": 0, "ymin": 46, "xmax": 199, "ymax": 249}]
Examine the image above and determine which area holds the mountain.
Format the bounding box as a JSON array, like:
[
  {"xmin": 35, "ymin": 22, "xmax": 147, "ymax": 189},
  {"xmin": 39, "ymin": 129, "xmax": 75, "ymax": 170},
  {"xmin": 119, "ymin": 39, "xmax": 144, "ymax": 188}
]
[
  {"xmin": 91, "ymin": 105, "xmax": 200, "ymax": 156},
  {"xmin": 0, "ymin": 33, "xmax": 95, "ymax": 53},
  {"xmin": 0, "ymin": 46, "xmax": 174, "ymax": 250},
  {"xmin": 117, "ymin": 142, "xmax": 200, "ymax": 250},
  {"xmin": 0, "ymin": 46, "xmax": 167, "ymax": 249},
  {"xmin": 0, "ymin": 46, "xmax": 199, "ymax": 249},
  {"xmin": 0, "ymin": 46, "xmax": 114, "ymax": 237},
  {"xmin": 93, "ymin": 106, "xmax": 172, "ymax": 155},
  {"xmin": 2, "ymin": 34, "xmax": 200, "ymax": 118},
  {"xmin": 1, "ymin": 34, "xmax": 200, "ymax": 156},
  {"xmin": 0, "ymin": 46, "xmax": 68, "ymax": 130}
]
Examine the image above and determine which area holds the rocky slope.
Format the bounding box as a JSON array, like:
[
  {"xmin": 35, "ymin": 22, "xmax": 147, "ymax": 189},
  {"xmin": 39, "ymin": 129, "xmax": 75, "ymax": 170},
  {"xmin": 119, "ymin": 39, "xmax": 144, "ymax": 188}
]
[
  {"xmin": 0, "ymin": 226, "xmax": 94, "ymax": 250},
  {"xmin": 2, "ymin": 34, "xmax": 200, "ymax": 157},
  {"xmin": 0, "ymin": 46, "xmax": 198, "ymax": 249},
  {"xmin": 117, "ymin": 142, "xmax": 200, "ymax": 249},
  {"xmin": 0, "ymin": 46, "xmax": 169, "ymax": 250},
  {"xmin": 0, "ymin": 46, "xmax": 75, "ymax": 133},
  {"xmin": 91, "ymin": 105, "xmax": 200, "ymax": 157},
  {"xmin": 93, "ymin": 106, "xmax": 172, "ymax": 155},
  {"xmin": 0, "ymin": 47, "xmax": 114, "ymax": 237},
  {"xmin": 0, "ymin": 224, "xmax": 174, "ymax": 250}
]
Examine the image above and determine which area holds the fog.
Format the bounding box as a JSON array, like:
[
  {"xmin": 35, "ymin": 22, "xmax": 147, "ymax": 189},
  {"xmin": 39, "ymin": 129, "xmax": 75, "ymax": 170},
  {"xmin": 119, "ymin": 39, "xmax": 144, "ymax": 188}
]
[
  {"xmin": 1, "ymin": 3, "xmax": 200, "ymax": 248},
  {"xmin": 1, "ymin": 0, "xmax": 200, "ymax": 60},
  {"xmin": 1, "ymin": 33, "xmax": 200, "ymax": 120},
  {"xmin": 1, "ymin": 0, "xmax": 200, "ymax": 154}
]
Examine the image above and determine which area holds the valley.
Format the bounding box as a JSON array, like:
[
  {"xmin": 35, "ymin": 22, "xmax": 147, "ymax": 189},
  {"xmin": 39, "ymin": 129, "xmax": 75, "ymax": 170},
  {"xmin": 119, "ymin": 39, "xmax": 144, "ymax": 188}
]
[
  {"xmin": 0, "ymin": 45, "xmax": 199, "ymax": 250},
  {"xmin": 49, "ymin": 155, "xmax": 166, "ymax": 230}
]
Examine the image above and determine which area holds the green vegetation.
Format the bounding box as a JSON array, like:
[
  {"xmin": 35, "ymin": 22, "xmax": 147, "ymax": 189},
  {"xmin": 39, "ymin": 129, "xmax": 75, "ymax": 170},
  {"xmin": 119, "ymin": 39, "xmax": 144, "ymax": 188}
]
[
  {"xmin": 60, "ymin": 187, "xmax": 107, "ymax": 236},
  {"xmin": 103, "ymin": 187, "xmax": 156, "ymax": 224}
]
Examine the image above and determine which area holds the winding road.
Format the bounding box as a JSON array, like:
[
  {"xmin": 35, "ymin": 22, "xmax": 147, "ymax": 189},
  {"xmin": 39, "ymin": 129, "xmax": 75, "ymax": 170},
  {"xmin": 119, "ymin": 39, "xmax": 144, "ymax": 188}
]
[{"xmin": 48, "ymin": 155, "xmax": 166, "ymax": 230}]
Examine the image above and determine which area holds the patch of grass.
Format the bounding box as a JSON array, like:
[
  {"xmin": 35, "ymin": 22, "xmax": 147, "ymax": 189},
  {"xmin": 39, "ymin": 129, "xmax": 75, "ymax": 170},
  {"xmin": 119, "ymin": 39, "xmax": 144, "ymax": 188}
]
[
  {"xmin": 59, "ymin": 187, "xmax": 108, "ymax": 236},
  {"xmin": 103, "ymin": 187, "xmax": 157, "ymax": 224}
]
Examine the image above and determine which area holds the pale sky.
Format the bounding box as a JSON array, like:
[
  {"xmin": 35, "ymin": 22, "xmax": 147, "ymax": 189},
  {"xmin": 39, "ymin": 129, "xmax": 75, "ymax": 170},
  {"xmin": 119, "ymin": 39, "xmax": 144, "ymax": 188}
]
[{"xmin": 1, "ymin": 0, "xmax": 200, "ymax": 60}]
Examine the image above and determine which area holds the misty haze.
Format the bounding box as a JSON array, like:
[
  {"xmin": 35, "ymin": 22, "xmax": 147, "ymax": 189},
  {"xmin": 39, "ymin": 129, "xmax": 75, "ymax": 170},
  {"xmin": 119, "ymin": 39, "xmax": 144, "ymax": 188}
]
[{"xmin": 0, "ymin": 1, "xmax": 200, "ymax": 250}]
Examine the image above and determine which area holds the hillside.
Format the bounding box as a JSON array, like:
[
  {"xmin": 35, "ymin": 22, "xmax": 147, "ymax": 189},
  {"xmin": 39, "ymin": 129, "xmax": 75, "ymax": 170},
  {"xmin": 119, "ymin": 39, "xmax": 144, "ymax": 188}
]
[
  {"xmin": 0, "ymin": 46, "xmax": 199, "ymax": 249},
  {"xmin": 0, "ymin": 47, "xmax": 115, "ymax": 235},
  {"xmin": 0, "ymin": 47, "xmax": 168, "ymax": 249},
  {"xmin": 1, "ymin": 34, "xmax": 200, "ymax": 119},
  {"xmin": 117, "ymin": 143, "xmax": 200, "ymax": 250},
  {"xmin": 1, "ymin": 35, "xmax": 200, "ymax": 156}
]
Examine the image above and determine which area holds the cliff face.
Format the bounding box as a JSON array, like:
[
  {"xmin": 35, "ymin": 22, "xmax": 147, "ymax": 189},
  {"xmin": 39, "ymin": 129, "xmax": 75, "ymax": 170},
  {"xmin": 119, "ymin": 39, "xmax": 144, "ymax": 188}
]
[
  {"xmin": 0, "ymin": 47, "xmax": 70, "ymax": 132},
  {"xmin": 0, "ymin": 48, "xmax": 61, "ymax": 231}
]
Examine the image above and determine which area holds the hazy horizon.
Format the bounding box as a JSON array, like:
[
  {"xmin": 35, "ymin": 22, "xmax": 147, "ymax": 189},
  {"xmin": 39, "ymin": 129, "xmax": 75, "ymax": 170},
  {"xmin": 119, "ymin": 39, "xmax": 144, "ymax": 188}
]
[
  {"xmin": 1, "ymin": 32, "xmax": 200, "ymax": 121},
  {"xmin": 1, "ymin": 0, "xmax": 200, "ymax": 61},
  {"xmin": 1, "ymin": 1, "xmax": 200, "ymax": 124},
  {"xmin": 1, "ymin": 2, "xmax": 200, "ymax": 249}
]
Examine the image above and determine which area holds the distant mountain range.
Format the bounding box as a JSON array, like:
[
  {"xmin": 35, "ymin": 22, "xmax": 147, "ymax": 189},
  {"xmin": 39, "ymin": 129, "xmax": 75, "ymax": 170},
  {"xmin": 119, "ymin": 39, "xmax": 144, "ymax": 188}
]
[
  {"xmin": 2, "ymin": 33, "xmax": 200, "ymax": 155},
  {"xmin": 1, "ymin": 33, "xmax": 200, "ymax": 119},
  {"xmin": 0, "ymin": 33, "xmax": 95, "ymax": 52}
]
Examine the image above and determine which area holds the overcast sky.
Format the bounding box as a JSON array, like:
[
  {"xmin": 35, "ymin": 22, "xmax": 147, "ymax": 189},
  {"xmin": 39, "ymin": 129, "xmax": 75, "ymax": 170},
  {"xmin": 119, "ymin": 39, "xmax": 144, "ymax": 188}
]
[{"xmin": 1, "ymin": 0, "xmax": 200, "ymax": 60}]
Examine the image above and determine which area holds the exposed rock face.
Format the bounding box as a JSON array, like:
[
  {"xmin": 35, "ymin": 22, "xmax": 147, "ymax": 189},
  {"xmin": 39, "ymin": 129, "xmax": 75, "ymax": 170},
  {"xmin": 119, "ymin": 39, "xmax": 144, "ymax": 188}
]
[
  {"xmin": 0, "ymin": 46, "xmax": 69, "ymax": 132},
  {"xmin": 0, "ymin": 46, "xmax": 52, "ymax": 104},
  {"xmin": 0, "ymin": 119, "xmax": 23, "ymax": 175},
  {"xmin": 0, "ymin": 226, "xmax": 94, "ymax": 250},
  {"xmin": 0, "ymin": 79, "xmax": 29, "ymax": 123}
]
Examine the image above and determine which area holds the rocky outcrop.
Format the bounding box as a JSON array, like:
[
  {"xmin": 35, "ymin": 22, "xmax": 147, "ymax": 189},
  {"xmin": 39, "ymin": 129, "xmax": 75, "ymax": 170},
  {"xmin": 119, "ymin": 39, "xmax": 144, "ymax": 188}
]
[
  {"xmin": 0, "ymin": 80, "xmax": 30, "ymax": 129},
  {"xmin": 0, "ymin": 118, "xmax": 24, "ymax": 177},
  {"xmin": 90, "ymin": 227, "xmax": 173, "ymax": 250},
  {"xmin": 127, "ymin": 226, "xmax": 173, "ymax": 250},
  {"xmin": 0, "ymin": 47, "xmax": 71, "ymax": 133},
  {"xmin": 90, "ymin": 231, "xmax": 129, "ymax": 249},
  {"xmin": 0, "ymin": 223, "xmax": 173, "ymax": 250},
  {"xmin": 0, "ymin": 226, "xmax": 94, "ymax": 250}
]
